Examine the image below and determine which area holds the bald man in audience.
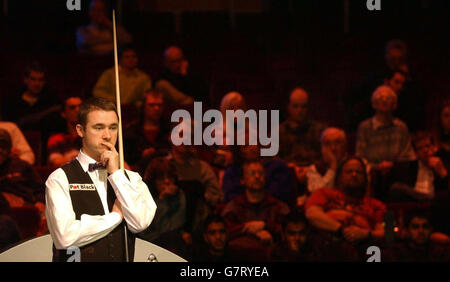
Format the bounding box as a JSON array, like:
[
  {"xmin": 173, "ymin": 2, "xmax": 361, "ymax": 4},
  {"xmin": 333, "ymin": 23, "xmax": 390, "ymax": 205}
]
[
  {"xmin": 155, "ymin": 46, "xmax": 209, "ymax": 106},
  {"xmin": 279, "ymin": 88, "xmax": 327, "ymax": 185},
  {"xmin": 356, "ymin": 85, "xmax": 416, "ymax": 176},
  {"xmin": 213, "ymin": 91, "xmax": 249, "ymax": 170}
]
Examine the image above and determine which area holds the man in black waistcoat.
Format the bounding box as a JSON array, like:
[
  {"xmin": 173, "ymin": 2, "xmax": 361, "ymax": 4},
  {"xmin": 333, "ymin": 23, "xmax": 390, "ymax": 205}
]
[{"xmin": 45, "ymin": 97, "xmax": 157, "ymax": 262}]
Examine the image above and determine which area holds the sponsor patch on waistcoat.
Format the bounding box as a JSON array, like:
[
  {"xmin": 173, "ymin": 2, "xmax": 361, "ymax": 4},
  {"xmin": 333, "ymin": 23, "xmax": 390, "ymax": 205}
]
[{"xmin": 69, "ymin": 184, "xmax": 96, "ymax": 191}]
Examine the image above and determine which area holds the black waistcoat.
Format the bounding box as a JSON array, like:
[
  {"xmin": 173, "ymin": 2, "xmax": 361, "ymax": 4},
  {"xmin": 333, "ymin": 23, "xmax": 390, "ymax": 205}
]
[{"xmin": 52, "ymin": 159, "xmax": 135, "ymax": 262}]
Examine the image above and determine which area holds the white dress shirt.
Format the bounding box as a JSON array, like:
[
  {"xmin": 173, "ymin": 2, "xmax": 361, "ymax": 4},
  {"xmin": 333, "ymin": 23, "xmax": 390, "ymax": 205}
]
[
  {"xmin": 45, "ymin": 150, "xmax": 156, "ymax": 249},
  {"xmin": 307, "ymin": 165, "xmax": 336, "ymax": 193},
  {"xmin": 414, "ymin": 160, "xmax": 435, "ymax": 198}
]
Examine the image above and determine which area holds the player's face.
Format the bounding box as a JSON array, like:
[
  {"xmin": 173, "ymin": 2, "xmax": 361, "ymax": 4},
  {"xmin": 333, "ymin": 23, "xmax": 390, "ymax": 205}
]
[{"xmin": 77, "ymin": 110, "xmax": 118, "ymax": 161}]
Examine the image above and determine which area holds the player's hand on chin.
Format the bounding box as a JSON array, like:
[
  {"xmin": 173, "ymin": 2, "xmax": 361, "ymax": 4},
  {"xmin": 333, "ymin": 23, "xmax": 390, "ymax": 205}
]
[{"xmin": 100, "ymin": 141, "xmax": 120, "ymax": 174}]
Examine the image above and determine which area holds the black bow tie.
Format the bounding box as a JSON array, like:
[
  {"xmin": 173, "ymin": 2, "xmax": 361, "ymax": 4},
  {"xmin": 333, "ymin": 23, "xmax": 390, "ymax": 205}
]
[{"xmin": 88, "ymin": 162, "xmax": 106, "ymax": 172}]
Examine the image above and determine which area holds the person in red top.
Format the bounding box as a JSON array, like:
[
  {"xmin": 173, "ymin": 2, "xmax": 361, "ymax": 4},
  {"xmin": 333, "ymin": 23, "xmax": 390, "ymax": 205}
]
[{"xmin": 304, "ymin": 156, "xmax": 386, "ymax": 261}]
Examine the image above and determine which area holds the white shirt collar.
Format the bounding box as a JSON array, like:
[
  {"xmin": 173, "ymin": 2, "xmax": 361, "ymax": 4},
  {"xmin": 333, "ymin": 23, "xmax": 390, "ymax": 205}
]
[{"xmin": 76, "ymin": 150, "xmax": 98, "ymax": 173}]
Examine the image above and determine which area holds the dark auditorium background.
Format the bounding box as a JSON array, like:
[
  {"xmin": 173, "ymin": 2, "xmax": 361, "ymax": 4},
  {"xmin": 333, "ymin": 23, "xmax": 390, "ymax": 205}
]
[
  {"xmin": 1, "ymin": 0, "xmax": 449, "ymax": 123},
  {"xmin": 0, "ymin": 0, "xmax": 449, "ymax": 262}
]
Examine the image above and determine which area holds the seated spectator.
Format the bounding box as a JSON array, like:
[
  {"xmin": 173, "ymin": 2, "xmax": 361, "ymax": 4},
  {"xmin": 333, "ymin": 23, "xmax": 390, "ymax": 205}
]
[
  {"xmin": 0, "ymin": 215, "xmax": 21, "ymax": 251},
  {"xmin": 1, "ymin": 62, "xmax": 61, "ymax": 132},
  {"xmin": 164, "ymin": 120, "xmax": 223, "ymax": 238},
  {"xmin": 221, "ymin": 160, "xmax": 290, "ymax": 261},
  {"xmin": 155, "ymin": 46, "xmax": 209, "ymax": 106},
  {"xmin": 93, "ymin": 45, "xmax": 151, "ymax": 107},
  {"xmin": 0, "ymin": 121, "xmax": 35, "ymax": 165},
  {"xmin": 188, "ymin": 214, "xmax": 239, "ymax": 262},
  {"xmin": 168, "ymin": 141, "xmax": 223, "ymax": 208},
  {"xmin": 76, "ymin": 0, "xmax": 132, "ymax": 55},
  {"xmin": 222, "ymin": 134, "xmax": 292, "ymax": 205},
  {"xmin": 389, "ymin": 131, "xmax": 448, "ymax": 202},
  {"xmin": 356, "ymin": 85, "xmax": 416, "ymax": 176},
  {"xmin": 383, "ymin": 69, "xmax": 407, "ymax": 95},
  {"xmin": 139, "ymin": 157, "xmax": 186, "ymax": 243},
  {"xmin": 306, "ymin": 127, "xmax": 372, "ymax": 206},
  {"xmin": 0, "ymin": 129, "xmax": 45, "ymax": 221},
  {"xmin": 211, "ymin": 91, "xmax": 248, "ymax": 171},
  {"xmin": 435, "ymin": 99, "xmax": 450, "ymax": 171},
  {"xmin": 307, "ymin": 127, "xmax": 348, "ymax": 194},
  {"xmin": 46, "ymin": 96, "xmax": 82, "ymax": 167},
  {"xmin": 384, "ymin": 210, "xmax": 450, "ymax": 262},
  {"xmin": 269, "ymin": 210, "xmax": 313, "ymax": 262},
  {"xmin": 304, "ymin": 156, "xmax": 386, "ymax": 261},
  {"xmin": 278, "ymin": 87, "xmax": 327, "ymax": 185},
  {"xmin": 124, "ymin": 90, "xmax": 171, "ymax": 173},
  {"xmin": 430, "ymin": 191, "xmax": 450, "ymax": 244},
  {"xmin": 345, "ymin": 39, "xmax": 426, "ymax": 132}
]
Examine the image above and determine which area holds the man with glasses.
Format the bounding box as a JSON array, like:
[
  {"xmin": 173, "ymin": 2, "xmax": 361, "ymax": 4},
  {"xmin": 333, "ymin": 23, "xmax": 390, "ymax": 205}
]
[
  {"xmin": 389, "ymin": 131, "xmax": 448, "ymax": 201},
  {"xmin": 356, "ymin": 85, "xmax": 416, "ymax": 177}
]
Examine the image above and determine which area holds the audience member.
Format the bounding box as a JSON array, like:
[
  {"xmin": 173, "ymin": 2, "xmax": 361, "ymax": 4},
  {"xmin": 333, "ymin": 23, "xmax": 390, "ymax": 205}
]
[
  {"xmin": 389, "ymin": 131, "xmax": 448, "ymax": 202},
  {"xmin": 269, "ymin": 210, "xmax": 313, "ymax": 262},
  {"xmin": 0, "ymin": 129, "xmax": 45, "ymax": 222},
  {"xmin": 304, "ymin": 156, "xmax": 386, "ymax": 261},
  {"xmin": 430, "ymin": 191, "xmax": 450, "ymax": 244},
  {"xmin": 168, "ymin": 142, "xmax": 223, "ymax": 208},
  {"xmin": 189, "ymin": 214, "xmax": 239, "ymax": 262},
  {"xmin": 0, "ymin": 215, "xmax": 21, "ymax": 251},
  {"xmin": 222, "ymin": 131, "xmax": 292, "ymax": 205},
  {"xmin": 93, "ymin": 45, "xmax": 151, "ymax": 107},
  {"xmin": 346, "ymin": 39, "xmax": 426, "ymax": 132},
  {"xmin": 211, "ymin": 91, "xmax": 248, "ymax": 171},
  {"xmin": 278, "ymin": 87, "xmax": 327, "ymax": 185},
  {"xmin": 356, "ymin": 85, "xmax": 416, "ymax": 176},
  {"xmin": 155, "ymin": 46, "xmax": 209, "ymax": 106},
  {"xmin": 139, "ymin": 157, "xmax": 186, "ymax": 243},
  {"xmin": 46, "ymin": 96, "xmax": 82, "ymax": 167},
  {"xmin": 1, "ymin": 62, "xmax": 61, "ymax": 132},
  {"xmin": 124, "ymin": 90, "xmax": 170, "ymax": 173},
  {"xmin": 384, "ymin": 211, "xmax": 449, "ymax": 262},
  {"xmin": 221, "ymin": 160, "xmax": 290, "ymax": 261},
  {"xmin": 0, "ymin": 121, "xmax": 35, "ymax": 165},
  {"xmin": 306, "ymin": 127, "xmax": 348, "ymax": 194},
  {"xmin": 76, "ymin": 0, "xmax": 132, "ymax": 55},
  {"xmin": 435, "ymin": 100, "xmax": 450, "ymax": 171},
  {"xmin": 165, "ymin": 120, "xmax": 223, "ymax": 238}
]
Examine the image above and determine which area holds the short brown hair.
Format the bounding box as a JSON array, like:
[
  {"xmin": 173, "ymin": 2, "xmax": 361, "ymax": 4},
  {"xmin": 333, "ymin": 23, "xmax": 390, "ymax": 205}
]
[
  {"xmin": 411, "ymin": 131, "xmax": 433, "ymax": 151},
  {"xmin": 78, "ymin": 97, "xmax": 118, "ymax": 127}
]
